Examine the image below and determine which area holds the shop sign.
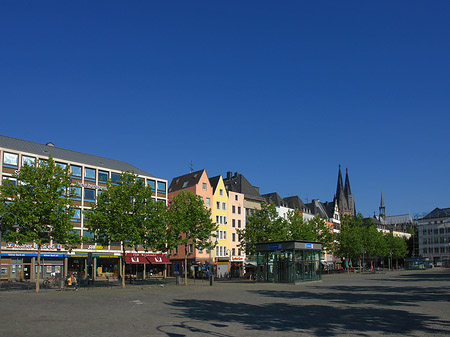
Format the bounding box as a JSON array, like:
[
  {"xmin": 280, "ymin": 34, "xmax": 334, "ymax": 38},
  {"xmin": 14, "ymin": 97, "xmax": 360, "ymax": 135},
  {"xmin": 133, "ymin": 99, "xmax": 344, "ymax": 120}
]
[
  {"xmin": 231, "ymin": 256, "xmax": 244, "ymax": 262},
  {"xmin": 5, "ymin": 243, "xmax": 58, "ymax": 250},
  {"xmin": 267, "ymin": 244, "xmax": 281, "ymax": 250},
  {"xmin": 305, "ymin": 243, "xmax": 313, "ymax": 249}
]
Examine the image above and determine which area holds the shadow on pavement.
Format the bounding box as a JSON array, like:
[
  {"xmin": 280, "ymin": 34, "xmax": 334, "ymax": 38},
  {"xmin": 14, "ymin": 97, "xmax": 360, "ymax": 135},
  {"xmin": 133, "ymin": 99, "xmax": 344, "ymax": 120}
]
[{"xmin": 165, "ymin": 298, "xmax": 449, "ymax": 336}]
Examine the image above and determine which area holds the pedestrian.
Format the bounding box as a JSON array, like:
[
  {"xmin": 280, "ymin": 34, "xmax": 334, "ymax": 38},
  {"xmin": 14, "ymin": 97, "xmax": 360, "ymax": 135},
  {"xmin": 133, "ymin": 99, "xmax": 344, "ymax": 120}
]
[{"xmin": 71, "ymin": 273, "xmax": 78, "ymax": 290}]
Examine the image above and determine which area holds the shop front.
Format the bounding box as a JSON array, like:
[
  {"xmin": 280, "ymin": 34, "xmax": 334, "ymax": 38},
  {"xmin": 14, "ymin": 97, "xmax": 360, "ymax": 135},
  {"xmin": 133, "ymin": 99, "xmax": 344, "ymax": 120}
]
[
  {"xmin": 230, "ymin": 256, "xmax": 245, "ymax": 278},
  {"xmin": 256, "ymin": 241, "xmax": 322, "ymax": 284},
  {"xmin": 1, "ymin": 252, "xmax": 65, "ymax": 281},
  {"xmin": 124, "ymin": 253, "xmax": 171, "ymax": 280}
]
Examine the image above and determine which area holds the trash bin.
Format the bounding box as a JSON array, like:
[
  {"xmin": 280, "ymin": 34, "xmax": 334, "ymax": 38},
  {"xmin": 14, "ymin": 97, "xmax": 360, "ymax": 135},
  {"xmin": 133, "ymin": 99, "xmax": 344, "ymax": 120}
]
[{"xmin": 176, "ymin": 276, "xmax": 181, "ymax": 285}]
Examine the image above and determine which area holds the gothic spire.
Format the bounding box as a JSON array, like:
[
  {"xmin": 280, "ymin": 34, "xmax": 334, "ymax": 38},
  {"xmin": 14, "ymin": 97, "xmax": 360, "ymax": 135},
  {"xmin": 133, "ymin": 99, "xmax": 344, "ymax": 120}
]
[
  {"xmin": 335, "ymin": 164, "xmax": 344, "ymax": 198},
  {"xmin": 344, "ymin": 168, "xmax": 352, "ymax": 196},
  {"xmin": 379, "ymin": 190, "xmax": 385, "ymax": 220}
]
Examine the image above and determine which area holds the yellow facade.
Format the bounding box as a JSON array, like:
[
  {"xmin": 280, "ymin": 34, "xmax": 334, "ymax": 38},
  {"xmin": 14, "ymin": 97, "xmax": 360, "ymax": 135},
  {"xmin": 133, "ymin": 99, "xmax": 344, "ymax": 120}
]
[{"xmin": 210, "ymin": 176, "xmax": 229, "ymax": 261}]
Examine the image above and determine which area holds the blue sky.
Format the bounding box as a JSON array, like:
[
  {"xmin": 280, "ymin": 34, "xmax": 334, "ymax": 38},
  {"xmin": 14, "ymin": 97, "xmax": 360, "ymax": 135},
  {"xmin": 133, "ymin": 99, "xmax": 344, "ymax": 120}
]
[{"xmin": 1, "ymin": 1, "xmax": 449, "ymax": 217}]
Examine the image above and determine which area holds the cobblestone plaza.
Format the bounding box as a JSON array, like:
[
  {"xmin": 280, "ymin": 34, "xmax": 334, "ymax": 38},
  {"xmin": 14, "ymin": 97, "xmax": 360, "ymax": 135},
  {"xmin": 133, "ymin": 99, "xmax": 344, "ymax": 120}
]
[{"xmin": 1, "ymin": 269, "xmax": 449, "ymax": 336}]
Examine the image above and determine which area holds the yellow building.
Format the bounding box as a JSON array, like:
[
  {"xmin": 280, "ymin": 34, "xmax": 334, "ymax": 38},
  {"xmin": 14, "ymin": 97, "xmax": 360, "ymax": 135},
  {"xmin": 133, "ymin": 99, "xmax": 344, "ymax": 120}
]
[{"xmin": 209, "ymin": 175, "xmax": 229, "ymax": 278}]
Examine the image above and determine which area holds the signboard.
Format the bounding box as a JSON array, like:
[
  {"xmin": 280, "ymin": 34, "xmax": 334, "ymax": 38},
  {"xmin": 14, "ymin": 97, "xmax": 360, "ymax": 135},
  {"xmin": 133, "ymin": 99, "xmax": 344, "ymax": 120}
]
[
  {"xmin": 267, "ymin": 244, "xmax": 282, "ymax": 250},
  {"xmin": 305, "ymin": 243, "xmax": 313, "ymax": 249}
]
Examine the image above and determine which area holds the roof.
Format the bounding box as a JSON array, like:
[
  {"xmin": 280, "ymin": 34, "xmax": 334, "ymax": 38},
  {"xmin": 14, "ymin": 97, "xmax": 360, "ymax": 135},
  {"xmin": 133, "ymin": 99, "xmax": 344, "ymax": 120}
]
[
  {"xmin": 168, "ymin": 169, "xmax": 205, "ymax": 193},
  {"xmin": 422, "ymin": 208, "xmax": 450, "ymax": 220},
  {"xmin": 0, "ymin": 135, "xmax": 154, "ymax": 177},
  {"xmin": 283, "ymin": 196, "xmax": 306, "ymax": 210},
  {"xmin": 384, "ymin": 214, "xmax": 414, "ymax": 225},
  {"xmin": 262, "ymin": 192, "xmax": 284, "ymax": 207},
  {"xmin": 223, "ymin": 171, "xmax": 265, "ymax": 202},
  {"xmin": 208, "ymin": 175, "xmax": 221, "ymax": 194}
]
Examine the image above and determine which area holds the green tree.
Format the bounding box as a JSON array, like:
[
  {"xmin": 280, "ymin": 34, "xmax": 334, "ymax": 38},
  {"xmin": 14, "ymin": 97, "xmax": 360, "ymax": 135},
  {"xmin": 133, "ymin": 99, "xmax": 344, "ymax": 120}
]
[
  {"xmin": 237, "ymin": 203, "xmax": 287, "ymax": 255},
  {"xmin": 385, "ymin": 233, "xmax": 408, "ymax": 270},
  {"xmin": 0, "ymin": 156, "xmax": 81, "ymax": 292},
  {"xmin": 166, "ymin": 190, "xmax": 218, "ymax": 286},
  {"xmin": 286, "ymin": 212, "xmax": 335, "ymax": 254},
  {"xmin": 336, "ymin": 214, "xmax": 364, "ymax": 272},
  {"xmin": 85, "ymin": 171, "xmax": 167, "ymax": 288}
]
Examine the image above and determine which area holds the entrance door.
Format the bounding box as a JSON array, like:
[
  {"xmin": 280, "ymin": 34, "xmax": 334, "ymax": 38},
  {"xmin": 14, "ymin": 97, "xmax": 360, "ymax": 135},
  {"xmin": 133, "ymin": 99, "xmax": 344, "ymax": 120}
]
[{"xmin": 23, "ymin": 264, "xmax": 31, "ymax": 280}]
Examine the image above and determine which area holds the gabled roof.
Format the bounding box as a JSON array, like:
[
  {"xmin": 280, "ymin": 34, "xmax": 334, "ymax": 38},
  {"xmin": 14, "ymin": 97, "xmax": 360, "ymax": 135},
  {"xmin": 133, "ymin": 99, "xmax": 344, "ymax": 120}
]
[
  {"xmin": 262, "ymin": 192, "xmax": 285, "ymax": 207},
  {"xmin": 423, "ymin": 208, "xmax": 450, "ymax": 219},
  {"xmin": 283, "ymin": 196, "xmax": 306, "ymax": 210},
  {"xmin": 168, "ymin": 169, "xmax": 205, "ymax": 193},
  {"xmin": 0, "ymin": 135, "xmax": 154, "ymax": 177},
  {"xmin": 223, "ymin": 171, "xmax": 264, "ymax": 202},
  {"xmin": 322, "ymin": 201, "xmax": 337, "ymax": 219},
  {"xmin": 208, "ymin": 175, "xmax": 222, "ymax": 194},
  {"xmin": 305, "ymin": 200, "xmax": 329, "ymax": 219}
]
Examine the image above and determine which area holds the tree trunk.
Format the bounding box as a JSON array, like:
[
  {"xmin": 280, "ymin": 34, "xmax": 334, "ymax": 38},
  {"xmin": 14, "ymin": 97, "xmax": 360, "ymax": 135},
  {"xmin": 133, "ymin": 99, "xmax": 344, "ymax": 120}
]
[
  {"xmin": 36, "ymin": 245, "xmax": 41, "ymax": 293},
  {"xmin": 184, "ymin": 244, "xmax": 188, "ymax": 286},
  {"xmin": 122, "ymin": 246, "xmax": 126, "ymax": 289}
]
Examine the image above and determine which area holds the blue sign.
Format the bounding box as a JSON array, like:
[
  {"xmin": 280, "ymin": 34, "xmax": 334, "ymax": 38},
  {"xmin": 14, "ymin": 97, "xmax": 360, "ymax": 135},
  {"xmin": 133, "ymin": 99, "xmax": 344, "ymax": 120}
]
[
  {"xmin": 267, "ymin": 244, "xmax": 281, "ymax": 250},
  {"xmin": 305, "ymin": 243, "xmax": 313, "ymax": 249},
  {"xmin": 6, "ymin": 243, "xmax": 13, "ymax": 248}
]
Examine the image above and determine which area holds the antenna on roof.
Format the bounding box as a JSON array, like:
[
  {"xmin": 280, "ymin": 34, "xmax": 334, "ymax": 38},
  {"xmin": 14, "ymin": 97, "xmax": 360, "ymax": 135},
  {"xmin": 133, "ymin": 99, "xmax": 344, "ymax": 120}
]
[{"xmin": 189, "ymin": 160, "xmax": 193, "ymax": 173}]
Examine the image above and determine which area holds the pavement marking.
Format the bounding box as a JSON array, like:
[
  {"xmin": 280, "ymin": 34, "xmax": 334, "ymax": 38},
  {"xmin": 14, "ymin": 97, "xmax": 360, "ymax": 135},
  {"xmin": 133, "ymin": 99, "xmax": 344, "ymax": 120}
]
[{"xmin": 130, "ymin": 300, "xmax": 144, "ymax": 305}]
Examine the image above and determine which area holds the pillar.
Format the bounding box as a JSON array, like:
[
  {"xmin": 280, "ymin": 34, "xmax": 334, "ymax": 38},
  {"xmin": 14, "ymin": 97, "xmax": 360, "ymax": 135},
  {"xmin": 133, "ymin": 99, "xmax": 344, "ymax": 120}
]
[
  {"xmin": 31, "ymin": 257, "xmax": 36, "ymax": 281},
  {"xmin": 93, "ymin": 257, "xmax": 97, "ymax": 280}
]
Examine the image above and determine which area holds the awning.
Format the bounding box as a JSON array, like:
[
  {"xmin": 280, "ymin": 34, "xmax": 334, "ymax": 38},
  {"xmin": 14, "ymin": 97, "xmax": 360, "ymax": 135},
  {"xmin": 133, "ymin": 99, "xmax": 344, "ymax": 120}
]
[
  {"xmin": 147, "ymin": 256, "xmax": 171, "ymax": 264},
  {"xmin": 124, "ymin": 256, "xmax": 147, "ymax": 264}
]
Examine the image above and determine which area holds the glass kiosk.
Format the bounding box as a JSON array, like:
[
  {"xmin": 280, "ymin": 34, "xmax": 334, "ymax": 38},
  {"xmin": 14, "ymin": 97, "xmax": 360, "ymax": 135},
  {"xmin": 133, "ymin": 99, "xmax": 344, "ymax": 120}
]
[{"xmin": 255, "ymin": 241, "xmax": 322, "ymax": 283}]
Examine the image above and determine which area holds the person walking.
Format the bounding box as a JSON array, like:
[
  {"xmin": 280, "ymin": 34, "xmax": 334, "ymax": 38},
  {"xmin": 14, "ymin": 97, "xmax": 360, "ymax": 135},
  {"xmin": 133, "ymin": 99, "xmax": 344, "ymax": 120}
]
[{"xmin": 71, "ymin": 273, "xmax": 78, "ymax": 291}]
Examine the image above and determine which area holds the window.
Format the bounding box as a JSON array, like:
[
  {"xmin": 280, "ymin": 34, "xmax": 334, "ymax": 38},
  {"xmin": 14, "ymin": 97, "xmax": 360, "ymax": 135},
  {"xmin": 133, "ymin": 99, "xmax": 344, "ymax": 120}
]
[
  {"xmin": 219, "ymin": 189, "xmax": 223, "ymax": 196},
  {"xmin": 147, "ymin": 179, "xmax": 155, "ymax": 190},
  {"xmin": 111, "ymin": 173, "xmax": 120, "ymax": 184},
  {"xmin": 84, "ymin": 188, "xmax": 96, "ymax": 201},
  {"xmin": 238, "ymin": 207, "xmax": 241, "ymax": 214},
  {"xmin": 232, "ymin": 233, "xmax": 236, "ymax": 242},
  {"xmin": 3, "ymin": 152, "xmax": 18, "ymax": 167},
  {"xmin": 56, "ymin": 162, "xmax": 67, "ymax": 169},
  {"xmin": 232, "ymin": 206, "xmax": 236, "ymax": 213},
  {"xmin": 2, "ymin": 176, "xmax": 17, "ymax": 187},
  {"xmin": 216, "ymin": 202, "xmax": 220, "ymax": 210},
  {"xmin": 440, "ymin": 228, "xmax": 445, "ymax": 234},
  {"xmin": 71, "ymin": 187, "xmax": 81, "ymax": 200},
  {"xmin": 206, "ymin": 198, "xmax": 210, "ymax": 206},
  {"xmin": 216, "ymin": 246, "xmax": 219, "ymax": 256},
  {"xmin": 216, "ymin": 216, "xmax": 220, "ymax": 224},
  {"xmin": 202, "ymin": 183, "xmax": 207, "ymax": 191},
  {"xmin": 85, "ymin": 168, "xmax": 96, "ymax": 181},
  {"xmin": 189, "ymin": 244, "xmax": 193, "ymax": 254},
  {"xmin": 157, "ymin": 181, "xmax": 166, "ymax": 194},
  {"xmin": 238, "ymin": 220, "xmax": 241, "ymax": 228},
  {"xmin": 98, "ymin": 170, "xmax": 108, "ymax": 183},
  {"xmin": 235, "ymin": 195, "xmax": 238, "ymax": 201},
  {"xmin": 224, "ymin": 216, "xmax": 227, "ymax": 224},
  {"xmin": 21, "ymin": 155, "xmax": 35, "ymax": 167},
  {"xmin": 71, "ymin": 165, "xmax": 82, "ymax": 178},
  {"xmin": 232, "ymin": 219, "xmax": 236, "ymax": 227},
  {"xmin": 222, "ymin": 202, "xmax": 226, "ymax": 210},
  {"xmin": 72, "ymin": 209, "xmax": 81, "ymax": 221},
  {"xmin": 223, "ymin": 231, "xmax": 227, "ymax": 240},
  {"xmin": 232, "ymin": 248, "xmax": 236, "ymax": 256},
  {"xmin": 83, "ymin": 230, "xmax": 95, "ymax": 243}
]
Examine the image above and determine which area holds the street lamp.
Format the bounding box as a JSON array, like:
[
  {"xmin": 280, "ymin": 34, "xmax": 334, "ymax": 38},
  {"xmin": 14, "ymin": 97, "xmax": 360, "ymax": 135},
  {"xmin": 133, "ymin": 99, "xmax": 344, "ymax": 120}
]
[
  {"xmin": 0, "ymin": 212, "xmax": 18, "ymax": 289},
  {"xmin": 209, "ymin": 237, "xmax": 218, "ymax": 286},
  {"xmin": 227, "ymin": 249, "xmax": 231, "ymax": 279}
]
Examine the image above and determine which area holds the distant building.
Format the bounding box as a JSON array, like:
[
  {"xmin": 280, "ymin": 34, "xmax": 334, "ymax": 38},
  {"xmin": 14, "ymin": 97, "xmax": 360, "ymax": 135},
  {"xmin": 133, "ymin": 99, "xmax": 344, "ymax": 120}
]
[
  {"xmin": 334, "ymin": 165, "xmax": 356, "ymax": 217},
  {"xmin": 417, "ymin": 207, "xmax": 450, "ymax": 265}
]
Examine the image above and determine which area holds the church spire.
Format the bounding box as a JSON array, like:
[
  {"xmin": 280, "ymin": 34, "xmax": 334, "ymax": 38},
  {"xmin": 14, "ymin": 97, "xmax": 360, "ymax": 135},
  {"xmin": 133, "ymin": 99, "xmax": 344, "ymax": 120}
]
[
  {"xmin": 379, "ymin": 190, "xmax": 385, "ymax": 220},
  {"xmin": 344, "ymin": 168, "xmax": 351, "ymax": 196},
  {"xmin": 335, "ymin": 164, "xmax": 344, "ymax": 198}
]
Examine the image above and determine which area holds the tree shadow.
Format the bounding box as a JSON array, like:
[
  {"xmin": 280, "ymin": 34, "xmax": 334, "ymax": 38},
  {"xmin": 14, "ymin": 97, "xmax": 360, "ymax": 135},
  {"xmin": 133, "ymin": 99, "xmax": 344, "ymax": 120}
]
[{"xmin": 165, "ymin": 299, "xmax": 449, "ymax": 336}]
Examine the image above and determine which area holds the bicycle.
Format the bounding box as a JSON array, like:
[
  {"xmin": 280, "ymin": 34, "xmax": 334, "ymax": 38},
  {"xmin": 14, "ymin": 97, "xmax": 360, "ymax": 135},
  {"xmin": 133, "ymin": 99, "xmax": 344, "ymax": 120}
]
[{"xmin": 43, "ymin": 276, "xmax": 62, "ymax": 288}]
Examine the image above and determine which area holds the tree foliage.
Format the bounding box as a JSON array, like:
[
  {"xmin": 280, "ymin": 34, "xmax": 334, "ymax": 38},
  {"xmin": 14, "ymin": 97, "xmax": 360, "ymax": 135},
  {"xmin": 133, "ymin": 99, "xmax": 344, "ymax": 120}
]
[
  {"xmin": 85, "ymin": 171, "xmax": 167, "ymax": 288},
  {"xmin": 0, "ymin": 156, "xmax": 81, "ymax": 292},
  {"xmin": 166, "ymin": 190, "xmax": 217, "ymax": 285}
]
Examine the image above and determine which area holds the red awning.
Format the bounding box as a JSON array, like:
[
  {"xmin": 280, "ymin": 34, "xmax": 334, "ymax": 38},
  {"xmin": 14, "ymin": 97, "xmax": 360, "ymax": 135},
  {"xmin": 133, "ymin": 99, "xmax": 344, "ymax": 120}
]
[
  {"xmin": 147, "ymin": 256, "xmax": 171, "ymax": 264},
  {"xmin": 124, "ymin": 256, "xmax": 147, "ymax": 264}
]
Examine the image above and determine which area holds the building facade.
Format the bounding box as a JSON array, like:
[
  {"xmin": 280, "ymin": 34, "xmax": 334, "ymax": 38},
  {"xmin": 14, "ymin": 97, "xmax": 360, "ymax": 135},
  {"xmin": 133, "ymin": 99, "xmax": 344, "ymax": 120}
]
[
  {"xmin": 0, "ymin": 135, "xmax": 169, "ymax": 282},
  {"xmin": 417, "ymin": 207, "xmax": 450, "ymax": 265},
  {"xmin": 167, "ymin": 169, "xmax": 216, "ymax": 278}
]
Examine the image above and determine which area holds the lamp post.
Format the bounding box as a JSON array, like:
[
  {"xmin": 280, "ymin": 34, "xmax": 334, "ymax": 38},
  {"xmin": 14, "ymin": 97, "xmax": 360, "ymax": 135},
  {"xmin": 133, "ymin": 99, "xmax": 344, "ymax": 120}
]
[
  {"xmin": 0, "ymin": 212, "xmax": 18, "ymax": 289},
  {"xmin": 389, "ymin": 250, "xmax": 393, "ymax": 272},
  {"xmin": 209, "ymin": 237, "xmax": 218, "ymax": 286}
]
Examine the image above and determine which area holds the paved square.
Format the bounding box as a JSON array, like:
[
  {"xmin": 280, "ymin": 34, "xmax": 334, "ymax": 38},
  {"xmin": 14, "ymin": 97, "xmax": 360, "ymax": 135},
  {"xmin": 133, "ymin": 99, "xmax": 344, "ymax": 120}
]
[{"xmin": 1, "ymin": 269, "xmax": 449, "ymax": 336}]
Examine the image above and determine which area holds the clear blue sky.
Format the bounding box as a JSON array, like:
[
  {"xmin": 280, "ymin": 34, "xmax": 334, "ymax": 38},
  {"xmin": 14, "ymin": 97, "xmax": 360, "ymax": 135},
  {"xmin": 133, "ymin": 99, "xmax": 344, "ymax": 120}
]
[{"xmin": 1, "ymin": 1, "xmax": 449, "ymax": 218}]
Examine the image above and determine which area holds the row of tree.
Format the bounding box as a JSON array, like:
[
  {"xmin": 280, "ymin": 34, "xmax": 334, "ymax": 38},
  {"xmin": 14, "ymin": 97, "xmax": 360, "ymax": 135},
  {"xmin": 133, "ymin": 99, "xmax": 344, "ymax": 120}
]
[
  {"xmin": 0, "ymin": 157, "xmax": 217, "ymax": 291},
  {"xmin": 240, "ymin": 204, "xmax": 409, "ymax": 271}
]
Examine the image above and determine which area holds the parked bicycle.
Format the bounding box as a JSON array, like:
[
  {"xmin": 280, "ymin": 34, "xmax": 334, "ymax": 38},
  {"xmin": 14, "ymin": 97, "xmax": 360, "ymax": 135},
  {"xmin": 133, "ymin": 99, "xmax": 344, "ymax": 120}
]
[{"xmin": 43, "ymin": 275, "xmax": 62, "ymax": 288}]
